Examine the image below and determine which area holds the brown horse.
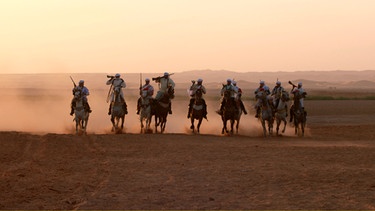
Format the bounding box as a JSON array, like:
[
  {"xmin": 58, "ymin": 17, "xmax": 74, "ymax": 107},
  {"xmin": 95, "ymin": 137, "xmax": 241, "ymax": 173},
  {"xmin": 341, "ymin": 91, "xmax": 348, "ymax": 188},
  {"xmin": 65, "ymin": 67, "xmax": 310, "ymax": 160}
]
[
  {"xmin": 189, "ymin": 89, "xmax": 206, "ymax": 133},
  {"xmin": 291, "ymin": 92, "xmax": 306, "ymax": 136},
  {"xmin": 153, "ymin": 92, "xmax": 170, "ymax": 133},
  {"xmin": 221, "ymin": 90, "xmax": 237, "ymax": 135}
]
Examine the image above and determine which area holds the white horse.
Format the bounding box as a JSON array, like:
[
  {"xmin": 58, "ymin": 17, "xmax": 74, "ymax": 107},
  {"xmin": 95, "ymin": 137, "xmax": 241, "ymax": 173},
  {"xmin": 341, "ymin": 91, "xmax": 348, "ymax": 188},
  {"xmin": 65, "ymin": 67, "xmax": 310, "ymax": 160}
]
[
  {"xmin": 73, "ymin": 89, "xmax": 89, "ymax": 135},
  {"xmin": 110, "ymin": 86, "xmax": 126, "ymax": 133},
  {"xmin": 275, "ymin": 91, "xmax": 289, "ymax": 136},
  {"xmin": 256, "ymin": 92, "xmax": 274, "ymax": 137},
  {"xmin": 140, "ymin": 92, "xmax": 152, "ymax": 133}
]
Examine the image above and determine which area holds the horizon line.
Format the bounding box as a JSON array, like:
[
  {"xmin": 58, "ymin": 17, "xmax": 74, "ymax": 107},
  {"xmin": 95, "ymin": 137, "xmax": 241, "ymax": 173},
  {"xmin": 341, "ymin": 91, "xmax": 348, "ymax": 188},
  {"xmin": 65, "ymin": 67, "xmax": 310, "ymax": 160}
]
[{"xmin": 1, "ymin": 69, "xmax": 375, "ymax": 75}]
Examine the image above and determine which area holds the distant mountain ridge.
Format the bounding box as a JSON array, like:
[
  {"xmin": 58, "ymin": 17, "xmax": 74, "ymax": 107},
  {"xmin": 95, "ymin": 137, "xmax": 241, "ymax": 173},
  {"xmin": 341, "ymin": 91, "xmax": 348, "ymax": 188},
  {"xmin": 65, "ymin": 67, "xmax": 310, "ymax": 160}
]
[{"xmin": 1, "ymin": 70, "xmax": 375, "ymax": 90}]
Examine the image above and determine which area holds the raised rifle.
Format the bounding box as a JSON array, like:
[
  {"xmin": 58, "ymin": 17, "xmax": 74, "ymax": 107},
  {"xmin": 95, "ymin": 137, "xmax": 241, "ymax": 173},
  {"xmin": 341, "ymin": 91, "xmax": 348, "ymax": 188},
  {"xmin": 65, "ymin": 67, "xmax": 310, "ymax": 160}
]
[
  {"xmin": 140, "ymin": 73, "xmax": 142, "ymax": 89},
  {"xmin": 70, "ymin": 76, "xmax": 77, "ymax": 88},
  {"xmin": 152, "ymin": 73, "xmax": 174, "ymax": 81},
  {"xmin": 106, "ymin": 75, "xmax": 114, "ymax": 103},
  {"xmin": 288, "ymin": 80, "xmax": 297, "ymax": 87}
]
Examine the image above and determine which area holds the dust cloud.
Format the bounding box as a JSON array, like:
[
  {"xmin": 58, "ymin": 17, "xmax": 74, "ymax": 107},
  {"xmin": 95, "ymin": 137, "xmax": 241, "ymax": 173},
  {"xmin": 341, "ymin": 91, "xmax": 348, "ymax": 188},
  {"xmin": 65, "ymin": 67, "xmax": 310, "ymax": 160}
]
[{"xmin": 0, "ymin": 75, "xmax": 298, "ymax": 136}]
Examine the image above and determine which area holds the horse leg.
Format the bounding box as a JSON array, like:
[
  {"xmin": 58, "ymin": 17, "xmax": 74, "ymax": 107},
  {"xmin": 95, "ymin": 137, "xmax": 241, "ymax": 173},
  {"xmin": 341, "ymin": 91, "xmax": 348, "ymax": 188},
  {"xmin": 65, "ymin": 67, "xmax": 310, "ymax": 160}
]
[
  {"xmin": 159, "ymin": 117, "xmax": 165, "ymax": 133},
  {"xmin": 230, "ymin": 119, "xmax": 234, "ymax": 135},
  {"xmin": 261, "ymin": 120, "xmax": 267, "ymax": 137},
  {"xmin": 269, "ymin": 119, "xmax": 273, "ymax": 136},
  {"xmin": 145, "ymin": 116, "xmax": 148, "ymax": 131},
  {"xmin": 276, "ymin": 119, "xmax": 280, "ymax": 136},
  {"xmin": 282, "ymin": 118, "xmax": 286, "ymax": 133},
  {"xmin": 83, "ymin": 118, "xmax": 88, "ymax": 135},
  {"xmin": 111, "ymin": 116, "xmax": 115, "ymax": 132},
  {"xmin": 121, "ymin": 116, "xmax": 124, "ymax": 130},
  {"xmin": 75, "ymin": 120, "xmax": 79, "ymax": 135},
  {"xmin": 236, "ymin": 119, "xmax": 239, "ymax": 134},
  {"xmin": 197, "ymin": 118, "xmax": 202, "ymax": 134},
  {"xmin": 140, "ymin": 117, "xmax": 144, "ymax": 133},
  {"xmin": 190, "ymin": 117, "xmax": 194, "ymax": 132},
  {"xmin": 222, "ymin": 119, "xmax": 227, "ymax": 134},
  {"xmin": 161, "ymin": 120, "xmax": 166, "ymax": 133},
  {"xmin": 301, "ymin": 121, "xmax": 305, "ymax": 137}
]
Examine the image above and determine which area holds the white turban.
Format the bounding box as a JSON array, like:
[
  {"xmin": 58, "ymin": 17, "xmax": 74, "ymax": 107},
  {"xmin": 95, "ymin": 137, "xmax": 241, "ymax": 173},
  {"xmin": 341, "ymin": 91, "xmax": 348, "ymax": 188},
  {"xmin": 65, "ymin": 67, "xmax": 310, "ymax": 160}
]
[
  {"xmin": 260, "ymin": 80, "xmax": 265, "ymax": 84},
  {"xmin": 298, "ymin": 82, "xmax": 302, "ymax": 86}
]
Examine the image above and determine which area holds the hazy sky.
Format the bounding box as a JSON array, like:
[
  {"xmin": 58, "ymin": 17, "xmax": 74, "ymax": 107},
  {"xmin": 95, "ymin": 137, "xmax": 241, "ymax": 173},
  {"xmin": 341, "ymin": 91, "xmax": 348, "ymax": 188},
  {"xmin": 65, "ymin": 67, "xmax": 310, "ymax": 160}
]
[{"xmin": 1, "ymin": 0, "xmax": 375, "ymax": 74}]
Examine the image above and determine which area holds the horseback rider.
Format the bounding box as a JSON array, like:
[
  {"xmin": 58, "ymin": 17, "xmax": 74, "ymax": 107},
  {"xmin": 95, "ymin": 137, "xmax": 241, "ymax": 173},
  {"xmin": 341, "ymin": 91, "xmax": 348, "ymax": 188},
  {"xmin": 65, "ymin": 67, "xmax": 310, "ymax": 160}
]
[
  {"xmin": 232, "ymin": 80, "xmax": 248, "ymax": 115},
  {"xmin": 70, "ymin": 80, "xmax": 92, "ymax": 116},
  {"xmin": 187, "ymin": 78, "xmax": 207, "ymax": 119},
  {"xmin": 136, "ymin": 78, "xmax": 154, "ymax": 115},
  {"xmin": 153, "ymin": 72, "xmax": 175, "ymax": 114},
  {"xmin": 289, "ymin": 82, "xmax": 307, "ymax": 122},
  {"xmin": 106, "ymin": 73, "xmax": 128, "ymax": 115},
  {"xmin": 254, "ymin": 80, "xmax": 271, "ymax": 118},
  {"xmin": 271, "ymin": 81, "xmax": 285, "ymax": 111},
  {"xmin": 216, "ymin": 79, "xmax": 238, "ymax": 115}
]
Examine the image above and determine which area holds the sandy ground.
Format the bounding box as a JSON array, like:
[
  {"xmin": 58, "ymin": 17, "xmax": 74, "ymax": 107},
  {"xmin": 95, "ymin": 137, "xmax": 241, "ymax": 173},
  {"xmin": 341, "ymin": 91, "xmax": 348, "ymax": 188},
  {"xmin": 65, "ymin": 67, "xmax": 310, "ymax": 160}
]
[{"xmin": 1, "ymin": 98, "xmax": 375, "ymax": 209}]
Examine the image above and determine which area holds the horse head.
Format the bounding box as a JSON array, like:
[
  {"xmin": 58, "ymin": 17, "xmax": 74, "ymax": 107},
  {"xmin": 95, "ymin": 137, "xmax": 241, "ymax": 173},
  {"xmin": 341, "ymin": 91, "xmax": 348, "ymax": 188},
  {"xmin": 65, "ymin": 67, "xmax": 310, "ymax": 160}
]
[
  {"xmin": 223, "ymin": 89, "xmax": 232, "ymax": 101},
  {"xmin": 256, "ymin": 91, "xmax": 269, "ymax": 107},
  {"xmin": 114, "ymin": 86, "xmax": 122, "ymax": 102},
  {"xmin": 292, "ymin": 91, "xmax": 303, "ymax": 111},
  {"xmin": 141, "ymin": 89, "xmax": 148, "ymax": 99},
  {"xmin": 280, "ymin": 91, "xmax": 290, "ymax": 102},
  {"xmin": 167, "ymin": 86, "xmax": 175, "ymax": 99},
  {"xmin": 73, "ymin": 88, "xmax": 82, "ymax": 101},
  {"xmin": 194, "ymin": 89, "xmax": 203, "ymax": 103}
]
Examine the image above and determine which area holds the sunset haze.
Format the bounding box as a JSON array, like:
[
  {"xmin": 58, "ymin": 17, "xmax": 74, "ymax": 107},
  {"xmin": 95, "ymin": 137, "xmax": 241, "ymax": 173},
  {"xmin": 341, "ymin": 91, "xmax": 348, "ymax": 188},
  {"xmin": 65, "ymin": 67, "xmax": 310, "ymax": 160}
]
[{"xmin": 1, "ymin": 0, "xmax": 375, "ymax": 74}]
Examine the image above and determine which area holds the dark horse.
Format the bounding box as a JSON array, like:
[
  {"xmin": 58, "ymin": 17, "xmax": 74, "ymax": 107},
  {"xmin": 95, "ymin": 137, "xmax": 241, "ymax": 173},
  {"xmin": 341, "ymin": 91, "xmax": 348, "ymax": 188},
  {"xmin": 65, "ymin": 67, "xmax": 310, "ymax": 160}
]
[
  {"xmin": 189, "ymin": 89, "xmax": 206, "ymax": 133},
  {"xmin": 221, "ymin": 90, "xmax": 237, "ymax": 135},
  {"xmin": 291, "ymin": 92, "xmax": 307, "ymax": 136},
  {"xmin": 152, "ymin": 89, "xmax": 173, "ymax": 133}
]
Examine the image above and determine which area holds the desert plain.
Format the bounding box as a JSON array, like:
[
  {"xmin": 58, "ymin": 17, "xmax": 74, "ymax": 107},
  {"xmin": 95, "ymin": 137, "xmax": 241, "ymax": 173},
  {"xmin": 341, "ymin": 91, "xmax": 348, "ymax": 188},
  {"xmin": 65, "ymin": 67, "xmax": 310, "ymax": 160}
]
[{"xmin": 0, "ymin": 72, "xmax": 374, "ymax": 210}]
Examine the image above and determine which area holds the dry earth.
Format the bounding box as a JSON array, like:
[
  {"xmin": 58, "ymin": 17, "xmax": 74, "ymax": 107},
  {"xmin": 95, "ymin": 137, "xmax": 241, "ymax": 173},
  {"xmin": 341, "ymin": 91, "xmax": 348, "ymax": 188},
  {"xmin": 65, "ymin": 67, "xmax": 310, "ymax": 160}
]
[{"xmin": 1, "ymin": 100, "xmax": 375, "ymax": 210}]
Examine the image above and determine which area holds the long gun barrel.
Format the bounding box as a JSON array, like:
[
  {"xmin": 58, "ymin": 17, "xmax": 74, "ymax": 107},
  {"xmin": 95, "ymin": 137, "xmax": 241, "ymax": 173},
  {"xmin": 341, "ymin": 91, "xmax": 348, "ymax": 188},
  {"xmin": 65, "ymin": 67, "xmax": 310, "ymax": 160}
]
[
  {"xmin": 288, "ymin": 80, "xmax": 297, "ymax": 87},
  {"xmin": 152, "ymin": 73, "xmax": 174, "ymax": 81},
  {"xmin": 70, "ymin": 76, "xmax": 77, "ymax": 88}
]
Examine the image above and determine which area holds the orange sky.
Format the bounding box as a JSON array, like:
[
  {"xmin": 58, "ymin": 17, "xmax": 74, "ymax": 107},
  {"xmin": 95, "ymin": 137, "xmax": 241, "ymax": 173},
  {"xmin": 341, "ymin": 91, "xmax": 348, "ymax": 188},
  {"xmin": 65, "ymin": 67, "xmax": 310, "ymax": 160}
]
[{"xmin": 1, "ymin": 0, "xmax": 375, "ymax": 74}]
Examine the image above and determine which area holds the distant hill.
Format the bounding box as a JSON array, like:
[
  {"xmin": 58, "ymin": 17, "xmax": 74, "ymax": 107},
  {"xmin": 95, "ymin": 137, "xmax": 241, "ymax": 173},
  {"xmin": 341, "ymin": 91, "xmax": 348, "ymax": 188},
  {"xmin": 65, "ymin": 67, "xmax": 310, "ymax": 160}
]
[{"xmin": 1, "ymin": 70, "xmax": 375, "ymax": 90}]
